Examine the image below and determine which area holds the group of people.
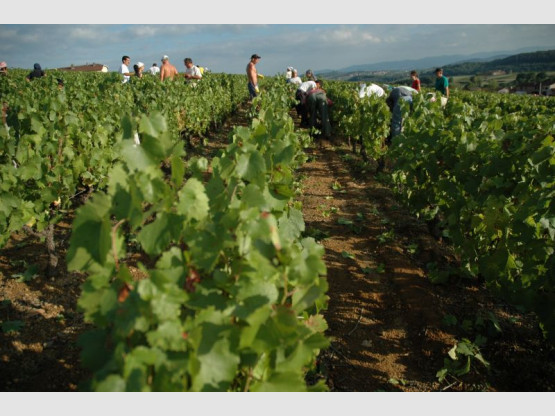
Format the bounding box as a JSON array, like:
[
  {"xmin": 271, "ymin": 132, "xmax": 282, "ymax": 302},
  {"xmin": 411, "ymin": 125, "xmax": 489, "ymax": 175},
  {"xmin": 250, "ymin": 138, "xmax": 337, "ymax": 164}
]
[
  {"xmin": 246, "ymin": 54, "xmax": 332, "ymax": 142},
  {"xmin": 359, "ymin": 67, "xmax": 450, "ymax": 142},
  {"xmin": 295, "ymin": 76, "xmax": 333, "ymax": 140},
  {"xmin": 248, "ymin": 53, "xmax": 450, "ymax": 146},
  {"xmin": 0, "ymin": 61, "xmax": 47, "ymax": 82},
  {"xmin": 285, "ymin": 67, "xmax": 303, "ymax": 86},
  {"xmin": 2, "ymin": 53, "xmax": 450, "ymax": 150},
  {"xmin": 120, "ymin": 55, "xmax": 204, "ymax": 83}
]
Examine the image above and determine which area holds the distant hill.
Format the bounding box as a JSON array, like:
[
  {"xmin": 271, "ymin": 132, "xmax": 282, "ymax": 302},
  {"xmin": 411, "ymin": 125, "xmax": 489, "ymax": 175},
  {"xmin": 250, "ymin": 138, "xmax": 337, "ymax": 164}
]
[
  {"xmin": 318, "ymin": 48, "xmax": 555, "ymax": 83},
  {"xmin": 443, "ymin": 50, "xmax": 555, "ymax": 75}
]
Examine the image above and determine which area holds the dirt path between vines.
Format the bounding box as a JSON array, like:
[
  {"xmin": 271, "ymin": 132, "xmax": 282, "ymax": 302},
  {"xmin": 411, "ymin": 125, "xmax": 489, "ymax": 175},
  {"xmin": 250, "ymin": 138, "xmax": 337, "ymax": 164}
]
[
  {"xmin": 1, "ymin": 103, "xmax": 554, "ymax": 392},
  {"xmin": 297, "ymin": 136, "xmax": 555, "ymax": 392}
]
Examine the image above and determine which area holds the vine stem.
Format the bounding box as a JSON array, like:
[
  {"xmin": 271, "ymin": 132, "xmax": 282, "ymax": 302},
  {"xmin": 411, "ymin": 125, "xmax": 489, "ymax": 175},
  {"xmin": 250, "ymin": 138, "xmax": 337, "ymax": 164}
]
[
  {"xmin": 346, "ymin": 307, "xmax": 364, "ymax": 336},
  {"xmin": 112, "ymin": 219, "xmax": 126, "ymax": 272},
  {"xmin": 244, "ymin": 368, "xmax": 254, "ymax": 392}
]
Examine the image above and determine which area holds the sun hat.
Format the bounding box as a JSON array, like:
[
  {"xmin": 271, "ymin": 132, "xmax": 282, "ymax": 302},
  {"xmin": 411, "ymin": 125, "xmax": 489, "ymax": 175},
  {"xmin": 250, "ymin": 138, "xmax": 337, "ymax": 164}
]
[
  {"xmin": 137, "ymin": 62, "xmax": 144, "ymax": 68},
  {"xmin": 0, "ymin": 62, "xmax": 7, "ymax": 69},
  {"xmin": 162, "ymin": 55, "xmax": 169, "ymax": 61}
]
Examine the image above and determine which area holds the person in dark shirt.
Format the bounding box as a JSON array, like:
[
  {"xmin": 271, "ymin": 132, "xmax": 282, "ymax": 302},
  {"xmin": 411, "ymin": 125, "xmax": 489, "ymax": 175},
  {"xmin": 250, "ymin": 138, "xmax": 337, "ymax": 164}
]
[
  {"xmin": 26, "ymin": 63, "xmax": 46, "ymax": 81},
  {"xmin": 306, "ymin": 79, "xmax": 333, "ymax": 140}
]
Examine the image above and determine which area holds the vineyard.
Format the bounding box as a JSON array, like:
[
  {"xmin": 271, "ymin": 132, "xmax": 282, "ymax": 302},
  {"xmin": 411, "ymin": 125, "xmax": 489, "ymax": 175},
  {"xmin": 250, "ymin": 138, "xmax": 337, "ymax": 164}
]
[{"xmin": 0, "ymin": 70, "xmax": 554, "ymax": 393}]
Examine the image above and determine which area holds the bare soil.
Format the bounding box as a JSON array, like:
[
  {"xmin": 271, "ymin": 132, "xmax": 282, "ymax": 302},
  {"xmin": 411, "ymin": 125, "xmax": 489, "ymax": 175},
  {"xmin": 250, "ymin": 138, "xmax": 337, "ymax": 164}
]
[{"xmin": 1, "ymin": 105, "xmax": 554, "ymax": 392}]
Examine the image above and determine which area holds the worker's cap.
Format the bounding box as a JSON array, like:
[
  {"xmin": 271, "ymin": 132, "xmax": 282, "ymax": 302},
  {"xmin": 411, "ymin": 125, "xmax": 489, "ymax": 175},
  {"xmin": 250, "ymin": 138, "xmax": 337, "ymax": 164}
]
[
  {"xmin": 161, "ymin": 55, "xmax": 169, "ymax": 61},
  {"xmin": 137, "ymin": 62, "xmax": 144, "ymax": 68},
  {"xmin": 251, "ymin": 54, "xmax": 261, "ymax": 59},
  {"xmin": 0, "ymin": 61, "xmax": 7, "ymax": 69}
]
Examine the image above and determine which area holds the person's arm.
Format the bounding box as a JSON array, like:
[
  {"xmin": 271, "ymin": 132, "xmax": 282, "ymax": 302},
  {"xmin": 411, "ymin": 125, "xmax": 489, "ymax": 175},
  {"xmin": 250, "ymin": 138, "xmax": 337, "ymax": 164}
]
[
  {"xmin": 191, "ymin": 67, "xmax": 202, "ymax": 79},
  {"xmin": 121, "ymin": 66, "xmax": 133, "ymax": 77},
  {"xmin": 445, "ymin": 86, "xmax": 450, "ymax": 98}
]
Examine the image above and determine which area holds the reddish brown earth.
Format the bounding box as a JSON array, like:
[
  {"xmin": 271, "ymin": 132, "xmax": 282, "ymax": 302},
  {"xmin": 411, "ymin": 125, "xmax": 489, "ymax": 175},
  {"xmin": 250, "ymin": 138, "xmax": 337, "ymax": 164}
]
[
  {"xmin": 299, "ymin": 139, "xmax": 554, "ymax": 392},
  {"xmin": 1, "ymin": 105, "xmax": 554, "ymax": 392}
]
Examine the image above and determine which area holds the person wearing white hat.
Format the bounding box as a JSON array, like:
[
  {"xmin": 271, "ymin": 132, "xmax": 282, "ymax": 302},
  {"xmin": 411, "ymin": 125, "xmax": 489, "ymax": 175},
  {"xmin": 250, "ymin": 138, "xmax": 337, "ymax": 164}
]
[
  {"xmin": 287, "ymin": 69, "xmax": 302, "ymax": 86},
  {"xmin": 0, "ymin": 61, "xmax": 7, "ymax": 76},
  {"xmin": 286, "ymin": 67, "xmax": 293, "ymax": 79},
  {"xmin": 160, "ymin": 55, "xmax": 178, "ymax": 81},
  {"xmin": 133, "ymin": 62, "xmax": 145, "ymax": 78}
]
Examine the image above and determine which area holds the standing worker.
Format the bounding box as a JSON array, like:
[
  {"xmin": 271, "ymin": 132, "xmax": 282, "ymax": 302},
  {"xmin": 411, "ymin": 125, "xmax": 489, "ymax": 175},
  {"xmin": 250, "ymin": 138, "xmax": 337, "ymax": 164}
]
[
  {"xmin": 149, "ymin": 63, "xmax": 160, "ymax": 76},
  {"xmin": 120, "ymin": 56, "xmax": 133, "ymax": 84},
  {"xmin": 410, "ymin": 70, "xmax": 421, "ymax": 92},
  {"xmin": 246, "ymin": 54, "xmax": 261, "ymax": 100},
  {"xmin": 434, "ymin": 67, "xmax": 449, "ymax": 99},
  {"xmin": 160, "ymin": 55, "xmax": 178, "ymax": 81},
  {"xmin": 183, "ymin": 58, "xmax": 202, "ymax": 81},
  {"xmin": 26, "ymin": 63, "xmax": 46, "ymax": 81}
]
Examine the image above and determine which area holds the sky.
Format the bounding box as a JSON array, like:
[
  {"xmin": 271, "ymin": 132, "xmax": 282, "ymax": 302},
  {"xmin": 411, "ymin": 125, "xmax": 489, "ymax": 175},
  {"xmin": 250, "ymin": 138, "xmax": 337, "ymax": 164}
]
[{"xmin": 2, "ymin": 2, "xmax": 554, "ymax": 76}]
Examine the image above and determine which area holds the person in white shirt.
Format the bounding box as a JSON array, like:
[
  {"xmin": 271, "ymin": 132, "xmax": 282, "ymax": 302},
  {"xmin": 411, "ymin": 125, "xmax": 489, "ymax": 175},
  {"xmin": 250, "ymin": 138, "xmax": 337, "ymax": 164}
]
[
  {"xmin": 149, "ymin": 63, "xmax": 160, "ymax": 76},
  {"xmin": 287, "ymin": 69, "xmax": 302, "ymax": 86},
  {"xmin": 286, "ymin": 67, "xmax": 293, "ymax": 79},
  {"xmin": 120, "ymin": 55, "xmax": 133, "ymax": 84},
  {"xmin": 296, "ymin": 80, "xmax": 317, "ymax": 126},
  {"xmin": 358, "ymin": 83, "xmax": 385, "ymax": 98},
  {"xmin": 183, "ymin": 58, "xmax": 202, "ymax": 81}
]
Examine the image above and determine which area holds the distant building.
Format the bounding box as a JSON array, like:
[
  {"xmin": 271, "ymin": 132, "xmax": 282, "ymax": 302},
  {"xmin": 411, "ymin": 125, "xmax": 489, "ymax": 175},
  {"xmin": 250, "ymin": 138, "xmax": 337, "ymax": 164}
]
[
  {"xmin": 491, "ymin": 70, "xmax": 507, "ymax": 76},
  {"xmin": 58, "ymin": 63, "xmax": 108, "ymax": 72},
  {"xmin": 498, "ymin": 88, "xmax": 510, "ymax": 94}
]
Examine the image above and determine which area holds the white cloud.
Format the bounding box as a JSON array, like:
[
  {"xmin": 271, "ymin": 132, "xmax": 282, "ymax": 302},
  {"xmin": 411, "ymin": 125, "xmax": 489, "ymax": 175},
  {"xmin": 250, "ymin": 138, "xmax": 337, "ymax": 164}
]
[{"xmin": 69, "ymin": 27, "xmax": 99, "ymax": 40}]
